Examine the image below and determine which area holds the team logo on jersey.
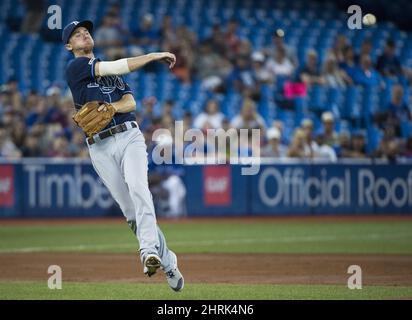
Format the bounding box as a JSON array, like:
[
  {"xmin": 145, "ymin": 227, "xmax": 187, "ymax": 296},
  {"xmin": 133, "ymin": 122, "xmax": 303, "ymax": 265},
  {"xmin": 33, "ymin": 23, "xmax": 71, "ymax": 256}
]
[{"xmin": 96, "ymin": 75, "xmax": 125, "ymax": 94}]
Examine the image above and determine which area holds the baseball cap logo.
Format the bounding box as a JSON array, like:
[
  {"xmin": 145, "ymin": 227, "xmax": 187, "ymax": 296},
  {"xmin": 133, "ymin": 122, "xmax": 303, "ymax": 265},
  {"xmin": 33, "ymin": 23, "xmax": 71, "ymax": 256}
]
[{"xmin": 62, "ymin": 20, "xmax": 93, "ymax": 44}]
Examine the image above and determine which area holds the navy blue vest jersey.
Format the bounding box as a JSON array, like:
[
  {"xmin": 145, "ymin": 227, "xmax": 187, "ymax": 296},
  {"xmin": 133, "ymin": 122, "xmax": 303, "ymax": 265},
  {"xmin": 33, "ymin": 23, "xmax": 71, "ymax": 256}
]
[{"xmin": 65, "ymin": 56, "xmax": 136, "ymax": 129}]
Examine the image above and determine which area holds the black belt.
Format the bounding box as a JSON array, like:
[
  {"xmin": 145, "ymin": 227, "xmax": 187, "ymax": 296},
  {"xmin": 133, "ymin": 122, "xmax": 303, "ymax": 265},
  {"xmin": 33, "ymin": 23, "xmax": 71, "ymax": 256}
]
[{"xmin": 87, "ymin": 122, "xmax": 137, "ymax": 145}]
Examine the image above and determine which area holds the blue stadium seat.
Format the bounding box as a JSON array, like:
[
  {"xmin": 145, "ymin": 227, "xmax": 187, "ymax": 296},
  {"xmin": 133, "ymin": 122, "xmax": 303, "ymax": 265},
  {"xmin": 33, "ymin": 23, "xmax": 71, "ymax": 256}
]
[
  {"xmin": 400, "ymin": 120, "xmax": 412, "ymax": 138},
  {"xmin": 341, "ymin": 86, "xmax": 364, "ymax": 124},
  {"xmin": 367, "ymin": 125, "xmax": 383, "ymax": 153},
  {"xmin": 308, "ymin": 85, "xmax": 327, "ymax": 111}
]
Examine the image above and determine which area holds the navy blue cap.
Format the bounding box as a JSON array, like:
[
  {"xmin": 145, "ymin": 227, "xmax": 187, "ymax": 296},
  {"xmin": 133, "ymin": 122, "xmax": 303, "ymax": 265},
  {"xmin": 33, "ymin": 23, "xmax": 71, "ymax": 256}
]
[{"xmin": 62, "ymin": 20, "xmax": 93, "ymax": 45}]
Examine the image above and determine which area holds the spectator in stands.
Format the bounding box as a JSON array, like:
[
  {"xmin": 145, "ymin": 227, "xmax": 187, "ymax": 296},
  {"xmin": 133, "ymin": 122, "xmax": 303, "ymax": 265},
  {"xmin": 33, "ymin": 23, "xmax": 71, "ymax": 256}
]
[
  {"xmin": 265, "ymin": 29, "xmax": 298, "ymax": 67},
  {"xmin": 195, "ymin": 41, "xmax": 233, "ymax": 91},
  {"xmin": 337, "ymin": 130, "xmax": 352, "ymax": 157},
  {"xmin": 301, "ymin": 118, "xmax": 319, "ymax": 156},
  {"xmin": 331, "ymin": 34, "xmax": 349, "ymax": 64},
  {"xmin": 167, "ymin": 26, "xmax": 196, "ymax": 83},
  {"xmin": 203, "ymin": 121, "xmax": 231, "ymax": 163},
  {"xmin": 43, "ymin": 122, "xmax": 65, "ymax": 146},
  {"xmin": 176, "ymin": 25, "xmax": 197, "ymax": 49},
  {"xmin": 230, "ymin": 98, "xmax": 266, "ymax": 131},
  {"xmin": 0, "ymin": 87, "xmax": 11, "ymax": 116},
  {"xmin": 314, "ymin": 134, "xmax": 338, "ymax": 162},
  {"xmin": 130, "ymin": 13, "xmax": 160, "ymax": 50},
  {"xmin": 59, "ymin": 94, "xmax": 78, "ymax": 132},
  {"xmin": 226, "ymin": 56, "xmax": 260, "ymax": 100},
  {"xmin": 299, "ymin": 50, "xmax": 326, "ymax": 87},
  {"xmin": 323, "ymin": 54, "xmax": 352, "ymax": 88},
  {"xmin": 167, "ymin": 25, "xmax": 195, "ymax": 57},
  {"xmin": 205, "ymin": 24, "xmax": 226, "ymax": 56},
  {"xmin": 10, "ymin": 118, "xmax": 26, "ymax": 150},
  {"xmin": 165, "ymin": 42, "xmax": 192, "ymax": 83},
  {"xmin": 376, "ymin": 39, "xmax": 402, "ymax": 79},
  {"xmin": 339, "ymin": 45, "xmax": 357, "ymax": 80},
  {"xmin": 161, "ymin": 114, "xmax": 175, "ymax": 133},
  {"xmin": 1, "ymin": 107, "xmax": 16, "ymax": 128},
  {"xmin": 224, "ymin": 18, "xmax": 242, "ymax": 61},
  {"xmin": 261, "ymin": 127, "xmax": 287, "ymax": 158},
  {"xmin": 386, "ymin": 85, "xmax": 410, "ymax": 122},
  {"xmin": 251, "ymin": 51, "xmax": 275, "ymax": 84},
  {"xmin": 0, "ymin": 95, "xmax": 11, "ymax": 121},
  {"xmin": 161, "ymin": 99, "xmax": 176, "ymax": 121},
  {"xmin": 94, "ymin": 13, "xmax": 127, "ymax": 60},
  {"xmin": 402, "ymin": 137, "xmax": 412, "ymax": 158},
  {"xmin": 270, "ymin": 119, "xmax": 289, "ymax": 145},
  {"xmin": 345, "ymin": 131, "xmax": 368, "ymax": 158},
  {"xmin": 27, "ymin": 123, "xmax": 48, "ymax": 153},
  {"xmin": 21, "ymin": 135, "xmax": 42, "ymax": 157},
  {"xmin": 46, "ymin": 135, "xmax": 70, "ymax": 158},
  {"xmin": 287, "ymin": 128, "xmax": 312, "ymax": 158},
  {"xmin": 24, "ymin": 90, "xmax": 40, "ymax": 112},
  {"xmin": 265, "ymin": 46, "xmax": 295, "ymax": 79},
  {"xmin": 107, "ymin": 3, "xmax": 121, "ymax": 16},
  {"xmin": 148, "ymin": 161, "xmax": 187, "ymax": 218},
  {"xmin": 25, "ymin": 97, "xmax": 48, "ymax": 128},
  {"xmin": 237, "ymin": 39, "xmax": 253, "ymax": 60},
  {"xmin": 20, "ymin": 0, "xmax": 45, "ymax": 34},
  {"xmin": 372, "ymin": 135, "xmax": 400, "ymax": 162},
  {"xmin": 0, "ymin": 123, "xmax": 22, "ymax": 159},
  {"xmin": 44, "ymin": 86, "xmax": 68, "ymax": 128},
  {"xmin": 193, "ymin": 99, "xmax": 225, "ymax": 130},
  {"xmin": 139, "ymin": 96, "xmax": 157, "ymax": 132},
  {"xmin": 4, "ymin": 77, "xmax": 23, "ymax": 112},
  {"xmin": 375, "ymin": 84, "xmax": 411, "ymax": 137},
  {"xmin": 220, "ymin": 117, "xmax": 231, "ymax": 132},
  {"xmin": 67, "ymin": 130, "xmax": 89, "ymax": 158},
  {"xmin": 206, "ymin": 118, "xmax": 235, "ymax": 163},
  {"xmin": 355, "ymin": 38, "xmax": 373, "ymax": 64},
  {"xmin": 160, "ymin": 15, "xmax": 176, "ymax": 45},
  {"xmin": 182, "ymin": 111, "xmax": 193, "ymax": 133},
  {"xmin": 320, "ymin": 111, "xmax": 339, "ymax": 147},
  {"xmin": 352, "ymin": 54, "xmax": 381, "ymax": 88}
]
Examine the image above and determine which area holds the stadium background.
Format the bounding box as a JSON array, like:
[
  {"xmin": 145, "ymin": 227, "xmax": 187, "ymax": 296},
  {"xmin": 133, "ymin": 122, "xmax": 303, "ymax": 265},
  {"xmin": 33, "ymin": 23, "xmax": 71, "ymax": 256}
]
[{"xmin": 0, "ymin": 0, "xmax": 412, "ymax": 300}]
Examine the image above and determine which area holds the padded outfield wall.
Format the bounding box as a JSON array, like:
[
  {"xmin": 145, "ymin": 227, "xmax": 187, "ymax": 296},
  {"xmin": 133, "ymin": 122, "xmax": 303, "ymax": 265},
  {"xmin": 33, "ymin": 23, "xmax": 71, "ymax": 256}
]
[{"xmin": 0, "ymin": 159, "xmax": 412, "ymax": 217}]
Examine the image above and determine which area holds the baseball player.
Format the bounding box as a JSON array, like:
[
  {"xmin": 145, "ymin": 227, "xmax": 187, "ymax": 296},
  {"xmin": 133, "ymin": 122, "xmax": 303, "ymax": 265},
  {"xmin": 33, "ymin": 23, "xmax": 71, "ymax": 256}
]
[{"xmin": 62, "ymin": 20, "xmax": 184, "ymax": 292}]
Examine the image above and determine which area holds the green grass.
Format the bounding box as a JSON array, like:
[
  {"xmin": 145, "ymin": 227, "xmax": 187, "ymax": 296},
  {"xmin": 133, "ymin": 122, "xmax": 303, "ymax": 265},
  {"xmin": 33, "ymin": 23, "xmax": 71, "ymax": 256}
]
[
  {"xmin": 1, "ymin": 219, "xmax": 411, "ymax": 300},
  {"xmin": 0, "ymin": 220, "xmax": 411, "ymax": 254},
  {"xmin": 0, "ymin": 282, "xmax": 411, "ymax": 300}
]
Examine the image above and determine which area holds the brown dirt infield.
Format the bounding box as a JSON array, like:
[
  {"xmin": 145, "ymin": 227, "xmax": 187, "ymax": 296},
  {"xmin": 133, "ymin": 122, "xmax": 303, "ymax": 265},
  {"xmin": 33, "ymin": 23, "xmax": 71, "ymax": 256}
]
[
  {"xmin": 1, "ymin": 215, "xmax": 412, "ymax": 226},
  {"xmin": 1, "ymin": 216, "xmax": 411, "ymax": 286},
  {"xmin": 1, "ymin": 252, "xmax": 412, "ymax": 286}
]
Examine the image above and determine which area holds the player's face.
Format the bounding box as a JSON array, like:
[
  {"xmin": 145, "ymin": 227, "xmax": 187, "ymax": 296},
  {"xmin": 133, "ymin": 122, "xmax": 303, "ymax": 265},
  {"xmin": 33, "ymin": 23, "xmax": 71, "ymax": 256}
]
[{"xmin": 66, "ymin": 27, "xmax": 94, "ymax": 52}]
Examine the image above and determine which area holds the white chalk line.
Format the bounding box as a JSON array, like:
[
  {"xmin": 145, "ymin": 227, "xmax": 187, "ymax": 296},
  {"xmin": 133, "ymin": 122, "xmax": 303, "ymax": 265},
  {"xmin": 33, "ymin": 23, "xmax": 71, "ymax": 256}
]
[{"xmin": 0, "ymin": 233, "xmax": 410, "ymax": 253}]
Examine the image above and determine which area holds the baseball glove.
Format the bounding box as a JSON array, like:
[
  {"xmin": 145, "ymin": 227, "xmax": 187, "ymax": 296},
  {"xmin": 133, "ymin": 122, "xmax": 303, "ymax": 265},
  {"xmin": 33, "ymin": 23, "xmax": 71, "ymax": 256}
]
[{"xmin": 72, "ymin": 101, "xmax": 116, "ymax": 137}]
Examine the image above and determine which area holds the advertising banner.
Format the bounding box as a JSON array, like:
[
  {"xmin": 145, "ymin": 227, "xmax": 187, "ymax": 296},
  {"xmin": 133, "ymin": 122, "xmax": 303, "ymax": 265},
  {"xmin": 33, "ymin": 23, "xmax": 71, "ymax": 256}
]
[
  {"xmin": 1, "ymin": 160, "xmax": 411, "ymax": 217},
  {"xmin": 250, "ymin": 163, "xmax": 412, "ymax": 215},
  {"xmin": 184, "ymin": 164, "xmax": 249, "ymax": 216}
]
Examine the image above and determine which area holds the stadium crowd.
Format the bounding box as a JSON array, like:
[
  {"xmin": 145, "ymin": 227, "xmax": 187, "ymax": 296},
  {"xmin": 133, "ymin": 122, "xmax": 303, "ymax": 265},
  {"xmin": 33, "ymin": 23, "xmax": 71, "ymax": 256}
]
[{"xmin": 1, "ymin": 4, "xmax": 412, "ymax": 162}]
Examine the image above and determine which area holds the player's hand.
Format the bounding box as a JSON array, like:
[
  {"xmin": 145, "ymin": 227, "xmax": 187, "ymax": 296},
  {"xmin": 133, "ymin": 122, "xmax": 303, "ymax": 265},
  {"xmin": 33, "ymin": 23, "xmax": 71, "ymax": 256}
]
[{"xmin": 155, "ymin": 52, "xmax": 176, "ymax": 69}]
